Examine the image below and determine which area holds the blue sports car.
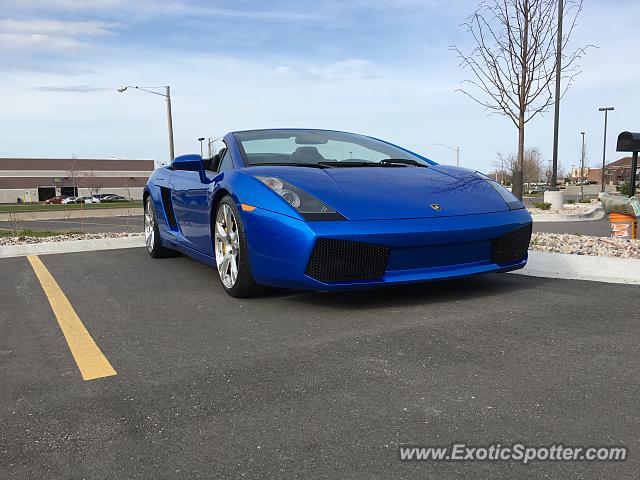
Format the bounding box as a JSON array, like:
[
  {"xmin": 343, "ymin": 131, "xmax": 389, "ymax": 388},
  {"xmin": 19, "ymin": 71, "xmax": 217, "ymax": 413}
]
[{"xmin": 144, "ymin": 129, "xmax": 532, "ymax": 297}]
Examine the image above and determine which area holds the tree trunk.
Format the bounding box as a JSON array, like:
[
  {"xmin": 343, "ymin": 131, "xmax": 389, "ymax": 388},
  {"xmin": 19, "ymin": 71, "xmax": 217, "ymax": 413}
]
[{"xmin": 513, "ymin": 115, "xmax": 526, "ymax": 200}]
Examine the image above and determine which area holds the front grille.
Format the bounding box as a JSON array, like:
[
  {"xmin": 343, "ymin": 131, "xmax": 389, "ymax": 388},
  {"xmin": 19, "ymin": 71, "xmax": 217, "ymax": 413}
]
[
  {"xmin": 491, "ymin": 223, "xmax": 532, "ymax": 266},
  {"xmin": 305, "ymin": 239, "xmax": 390, "ymax": 282}
]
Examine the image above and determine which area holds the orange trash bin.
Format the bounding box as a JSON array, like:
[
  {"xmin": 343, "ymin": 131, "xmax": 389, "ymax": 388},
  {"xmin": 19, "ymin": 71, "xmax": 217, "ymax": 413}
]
[{"xmin": 608, "ymin": 213, "xmax": 638, "ymax": 239}]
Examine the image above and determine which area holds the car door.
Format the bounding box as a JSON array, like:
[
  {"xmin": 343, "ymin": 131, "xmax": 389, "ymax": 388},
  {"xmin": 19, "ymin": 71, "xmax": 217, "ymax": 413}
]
[
  {"xmin": 169, "ymin": 146, "xmax": 232, "ymax": 257},
  {"xmin": 169, "ymin": 164, "xmax": 214, "ymax": 256}
]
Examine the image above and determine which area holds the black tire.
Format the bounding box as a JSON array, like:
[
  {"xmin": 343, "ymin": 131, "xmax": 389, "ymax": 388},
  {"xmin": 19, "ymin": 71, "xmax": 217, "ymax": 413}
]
[
  {"xmin": 144, "ymin": 196, "xmax": 176, "ymax": 258},
  {"xmin": 214, "ymin": 196, "xmax": 266, "ymax": 298}
]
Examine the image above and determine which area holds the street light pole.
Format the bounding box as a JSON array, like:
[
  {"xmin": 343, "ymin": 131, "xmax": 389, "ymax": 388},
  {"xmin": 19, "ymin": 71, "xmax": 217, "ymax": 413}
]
[
  {"xmin": 580, "ymin": 131, "xmax": 586, "ymax": 202},
  {"xmin": 165, "ymin": 86, "xmax": 175, "ymax": 161},
  {"xmin": 197, "ymin": 137, "xmax": 205, "ymax": 157},
  {"xmin": 431, "ymin": 143, "xmax": 460, "ymax": 167},
  {"xmin": 598, "ymin": 107, "xmax": 614, "ymax": 192},
  {"xmin": 550, "ymin": 0, "xmax": 563, "ymax": 189},
  {"xmin": 117, "ymin": 85, "xmax": 175, "ymax": 163}
]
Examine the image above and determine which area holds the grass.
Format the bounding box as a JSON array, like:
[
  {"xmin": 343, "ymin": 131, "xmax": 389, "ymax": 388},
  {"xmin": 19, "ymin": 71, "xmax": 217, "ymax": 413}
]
[
  {"xmin": 0, "ymin": 229, "xmax": 80, "ymax": 238},
  {"xmin": 0, "ymin": 200, "xmax": 142, "ymax": 214}
]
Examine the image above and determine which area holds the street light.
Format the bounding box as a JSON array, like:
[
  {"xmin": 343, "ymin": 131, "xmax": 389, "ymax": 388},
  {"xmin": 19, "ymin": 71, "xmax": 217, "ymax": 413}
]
[
  {"xmin": 430, "ymin": 143, "xmax": 460, "ymax": 166},
  {"xmin": 598, "ymin": 107, "xmax": 615, "ymax": 192},
  {"xmin": 198, "ymin": 137, "xmax": 205, "ymax": 157},
  {"xmin": 117, "ymin": 85, "xmax": 175, "ymax": 162},
  {"xmin": 580, "ymin": 131, "xmax": 586, "ymax": 202}
]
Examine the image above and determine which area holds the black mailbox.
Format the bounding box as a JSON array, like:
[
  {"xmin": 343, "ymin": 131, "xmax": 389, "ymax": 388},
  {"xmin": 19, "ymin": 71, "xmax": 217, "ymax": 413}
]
[
  {"xmin": 616, "ymin": 131, "xmax": 639, "ymax": 198},
  {"xmin": 616, "ymin": 131, "xmax": 640, "ymax": 152}
]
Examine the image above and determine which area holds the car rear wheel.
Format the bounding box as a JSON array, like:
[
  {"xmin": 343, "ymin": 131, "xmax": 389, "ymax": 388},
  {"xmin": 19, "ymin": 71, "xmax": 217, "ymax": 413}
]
[
  {"xmin": 144, "ymin": 196, "xmax": 174, "ymax": 258},
  {"xmin": 214, "ymin": 196, "xmax": 264, "ymax": 297}
]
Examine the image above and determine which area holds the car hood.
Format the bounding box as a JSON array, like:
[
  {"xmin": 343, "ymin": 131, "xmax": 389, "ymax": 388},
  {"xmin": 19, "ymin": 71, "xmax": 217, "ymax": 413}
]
[{"xmin": 244, "ymin": 164, "xmax": 510, "ymax": 221}]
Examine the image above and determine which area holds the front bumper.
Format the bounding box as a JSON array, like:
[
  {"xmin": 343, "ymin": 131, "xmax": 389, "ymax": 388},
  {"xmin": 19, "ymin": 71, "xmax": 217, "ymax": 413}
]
[{"xmin": 241, "ymin": 207, "xmax": 532, "ymax": 291}]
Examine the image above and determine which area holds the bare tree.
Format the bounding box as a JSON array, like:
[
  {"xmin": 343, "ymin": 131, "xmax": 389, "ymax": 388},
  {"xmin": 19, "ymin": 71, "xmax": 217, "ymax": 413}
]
[
  {"xmin": 83, "ymin": 171, "xmax": 102, "ymax": 197},
  {"xmin": 495, "ymin": 147, "xmax": 546, "ymax": 187},
  {"xmin": 66, "ymin": 154, "xmax": 80, "ymax": 196},
  {"xmin": 451, "ymin": 0, "xmax": 589, "ymax": 199}
]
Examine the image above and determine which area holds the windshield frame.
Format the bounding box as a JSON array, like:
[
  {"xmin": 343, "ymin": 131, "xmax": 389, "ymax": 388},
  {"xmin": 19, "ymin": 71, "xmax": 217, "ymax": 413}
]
[{"xmin": 232, "ymin": 129, "xmax": 435, "ymax": 168}]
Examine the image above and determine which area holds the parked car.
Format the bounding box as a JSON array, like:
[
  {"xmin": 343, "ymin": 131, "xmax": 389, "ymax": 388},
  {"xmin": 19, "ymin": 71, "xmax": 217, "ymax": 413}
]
[
  {"xmin": 62, "ymin": 196, "xmax": 78, "ymax": 204},
  {"xmin": 101, "ymin": 194, "xmax": 127, "ymax": 202},
  {"xmin": 93, "ymin": 193, "xmax": 117, "ymax": 199},
  {"xmin": 75, "ymin": 196, "xmax": 101, "ymax": 204},
  {"xmin": 45, "ymin": 196, "xmax": 65, "ymax": 204}
]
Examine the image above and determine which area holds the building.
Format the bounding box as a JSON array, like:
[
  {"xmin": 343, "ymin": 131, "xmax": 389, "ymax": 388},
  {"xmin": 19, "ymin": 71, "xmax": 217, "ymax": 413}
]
[
  {"xmin": 0, "ymin": 158, "xmax": 155, "ymax": 203},
  {"xmin": 570, "ymin": 157, "xmax": 638, "ymax": 186}
]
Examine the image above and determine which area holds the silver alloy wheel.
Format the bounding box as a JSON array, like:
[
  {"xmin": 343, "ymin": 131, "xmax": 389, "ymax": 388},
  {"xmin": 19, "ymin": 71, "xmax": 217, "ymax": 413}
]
[
  {"xmin": 144, "ymin": 198, "xmax": 155, "ymax": 253},
  {"xmin": 214, "ymin": 203, "xmax": 240, "ymax": 289}
]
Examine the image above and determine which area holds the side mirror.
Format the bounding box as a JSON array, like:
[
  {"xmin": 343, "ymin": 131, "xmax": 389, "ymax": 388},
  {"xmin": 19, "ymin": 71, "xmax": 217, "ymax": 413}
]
[
  {"xmin": 171, "ymin": 154, "xmax": 203, "ymax": 172},
  {"xmin": 171, "ymin": 154, "xmax": 213, "ymax": 184}
]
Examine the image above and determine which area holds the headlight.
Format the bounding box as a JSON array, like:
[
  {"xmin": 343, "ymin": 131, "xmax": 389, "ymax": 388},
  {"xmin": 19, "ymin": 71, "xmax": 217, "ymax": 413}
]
[
  {"xmin": 256, "ymin": 176, "xmax": 344, "ymax": 220},
  {"xmin": 475, "ymin": 172, "xmax": 524, "ymax": 210}
]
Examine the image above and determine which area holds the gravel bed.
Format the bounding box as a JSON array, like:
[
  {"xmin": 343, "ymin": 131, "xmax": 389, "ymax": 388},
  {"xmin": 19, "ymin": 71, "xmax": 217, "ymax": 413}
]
[
  {"xmin": 530, "ymin": 232, "xmax": 640, "ymax": 259},
  {"xmin": 528, "ymin": 202, "xmax": 599, "ymax": 216},
  {"xmin": 0, "ymin": 232, "xmax": 143, "ymax": 246}
]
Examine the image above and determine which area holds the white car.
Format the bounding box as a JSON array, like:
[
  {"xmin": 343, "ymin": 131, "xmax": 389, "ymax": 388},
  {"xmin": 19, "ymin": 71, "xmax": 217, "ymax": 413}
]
[
  {"xmin": 76, "ymin": 196, "xmax": 101, "ymax": 204},
  {"xmin": 62, "ymin": 196, "xmax": 77, "ymax": 204}
]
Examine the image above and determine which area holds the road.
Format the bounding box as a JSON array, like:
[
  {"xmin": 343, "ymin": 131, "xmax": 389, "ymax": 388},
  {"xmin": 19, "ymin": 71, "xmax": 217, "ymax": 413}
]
[
  {"xmin": 1, "ymin": 248, "xmax": 638, "ymax": 479},
  {"xmin": 533, "ymin": 218, "xmax": 611, "ymax": 237},
  {"xmin": 0, "ymin": 215, "xmax": 141, "ymax": 234},
  {"xmin": 1, "ymin": 215, "xmax": 615, "ymax": 238}
]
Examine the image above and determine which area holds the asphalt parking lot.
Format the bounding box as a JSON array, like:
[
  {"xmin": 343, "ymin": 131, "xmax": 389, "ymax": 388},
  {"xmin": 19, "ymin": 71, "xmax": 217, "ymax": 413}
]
[{"xmin": 1, "ymin": 248, "xmax": 638, "ymax": 479}]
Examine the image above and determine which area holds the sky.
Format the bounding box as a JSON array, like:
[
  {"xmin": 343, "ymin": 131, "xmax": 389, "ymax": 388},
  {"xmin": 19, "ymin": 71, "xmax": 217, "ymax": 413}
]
[{"xmin": 1, "ymin": 0, "xmax": 638, "ymax": 173}]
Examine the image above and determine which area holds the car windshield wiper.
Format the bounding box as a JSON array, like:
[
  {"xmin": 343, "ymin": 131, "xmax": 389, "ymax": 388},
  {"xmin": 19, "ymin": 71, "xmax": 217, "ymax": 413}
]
[
  {"xmin": 250, "ymin": 162, "xmax": 332, "ymax": 169},
  {"xmin": 317, "ymin": 159, "xmax": 428, "ymax": 168},
  {"xmin": 379, "ymin": 158, "xmax": 428, "ymax": 167}
]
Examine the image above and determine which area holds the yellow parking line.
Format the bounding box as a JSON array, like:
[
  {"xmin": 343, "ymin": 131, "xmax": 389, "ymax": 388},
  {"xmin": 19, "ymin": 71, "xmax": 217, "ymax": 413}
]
[{"xmin": 26, "ymin": 255, "xmax": 117, "ymax": 381}]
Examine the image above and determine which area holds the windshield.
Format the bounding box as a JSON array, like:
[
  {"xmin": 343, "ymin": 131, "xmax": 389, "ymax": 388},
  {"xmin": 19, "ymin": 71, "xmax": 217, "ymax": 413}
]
[{"xmin": 234, "ymin": 129, "xmax": 430, "ymax": 167}]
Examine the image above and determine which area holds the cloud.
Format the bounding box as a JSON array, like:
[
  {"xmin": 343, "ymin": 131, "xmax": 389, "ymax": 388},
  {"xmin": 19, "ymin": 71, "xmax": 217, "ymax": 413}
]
[
  {"xmin": 0, "ymin": 19, "xmax": 120, "ymax": 51},
  {"xmin": 271, "ymin": 59, "xmax": 382, "ymax": 80},
  {"xmin": 0, "ymin": 19, "xmax": 119, "ymax": 36},
  {"xmin": 6, "ymin": 64, "xmax": 97, "ymax": 76},
  {"xmin": 32, "ymin": 85, "xmax": 109, "ymax": 92}
]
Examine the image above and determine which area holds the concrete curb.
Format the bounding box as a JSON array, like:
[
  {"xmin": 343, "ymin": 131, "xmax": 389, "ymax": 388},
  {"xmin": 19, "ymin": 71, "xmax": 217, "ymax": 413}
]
[
  {"xmin": 0, "ymin": 236, "xmax": 145, "ymax": 258},
  {"xmin": 0, "ymin": 207, "xmax": 143, "ymax": 222},
  {"xmin": 530, "ymin": 206, "xmax": 605, "ymax": 223},
  {"xmin": 512, "ymin": 250, "xmax": 640, "ymax": 285}
]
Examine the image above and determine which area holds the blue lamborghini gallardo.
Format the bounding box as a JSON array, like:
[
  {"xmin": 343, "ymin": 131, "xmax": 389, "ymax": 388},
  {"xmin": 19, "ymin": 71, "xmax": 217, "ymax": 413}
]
[{"xmin": 143, "ymin": 129, "xmax": 532, "ymax": 297}]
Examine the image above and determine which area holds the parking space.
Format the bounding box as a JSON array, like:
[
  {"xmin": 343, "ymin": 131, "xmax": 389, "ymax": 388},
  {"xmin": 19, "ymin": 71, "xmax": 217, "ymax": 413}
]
[{"xmin": 1, "ymin": 248, "xmax": 638, "ymax": 478}]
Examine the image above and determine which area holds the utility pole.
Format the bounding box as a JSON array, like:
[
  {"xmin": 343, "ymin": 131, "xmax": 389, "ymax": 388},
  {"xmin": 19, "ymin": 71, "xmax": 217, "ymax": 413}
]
[
  {"xmin": 598, "ymin": 107, "xmax": 614, "ymax": 192},
  {"xmin": 580, "ymin": 131, "xmax": 586, "ymax": 202},
  {"xmin": 198, "ymin": 137, "xmax": 205, "ymax": 157},
  {"xmin": 550, "ymin": 0, "xmax": 563, "ymax": 189}
]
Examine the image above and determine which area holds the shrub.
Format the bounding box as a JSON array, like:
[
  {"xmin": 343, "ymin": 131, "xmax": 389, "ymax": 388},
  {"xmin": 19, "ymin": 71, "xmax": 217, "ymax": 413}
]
[
  {"xmin": 566, "ymin": 199, "xmax": 575, "ymax": 204},
  {"xmin": 533, "ymin": 201, "xmax": 552, "ymax": 210},
  {"xmin": 618, "ymin": 181, "xmax": 630, "ymax": 196}
]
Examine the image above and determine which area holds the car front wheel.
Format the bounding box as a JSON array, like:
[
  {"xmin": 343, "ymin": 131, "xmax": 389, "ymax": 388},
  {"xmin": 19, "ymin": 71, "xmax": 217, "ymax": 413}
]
[{"xmin": 214, "ymin": 196, "xmax": 264, "ymax": 297}]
